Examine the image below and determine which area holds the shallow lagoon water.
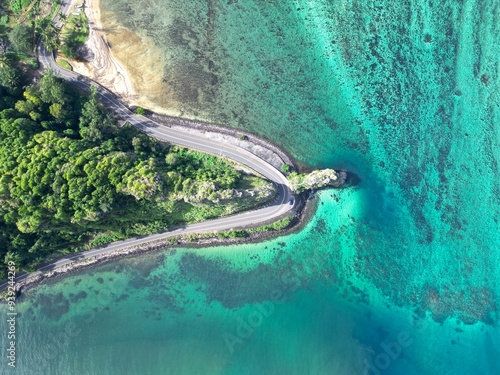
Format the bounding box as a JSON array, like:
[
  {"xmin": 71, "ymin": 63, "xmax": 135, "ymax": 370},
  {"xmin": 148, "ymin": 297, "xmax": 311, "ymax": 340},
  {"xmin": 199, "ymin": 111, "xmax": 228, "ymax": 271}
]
[
  {"xmin": 3, "ymin": 190, "xmax": 500, "ymax": 374},
  {"xmin": 2, "ymin": 0, "xmax": 500, "ymax": 374}
]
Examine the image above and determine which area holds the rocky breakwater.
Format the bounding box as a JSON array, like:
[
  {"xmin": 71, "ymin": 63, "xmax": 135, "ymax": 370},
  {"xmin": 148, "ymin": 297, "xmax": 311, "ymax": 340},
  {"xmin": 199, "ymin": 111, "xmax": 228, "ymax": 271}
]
[{"xmin": 288, "ymin": 169, "xmax": 347, "ymax": 193}]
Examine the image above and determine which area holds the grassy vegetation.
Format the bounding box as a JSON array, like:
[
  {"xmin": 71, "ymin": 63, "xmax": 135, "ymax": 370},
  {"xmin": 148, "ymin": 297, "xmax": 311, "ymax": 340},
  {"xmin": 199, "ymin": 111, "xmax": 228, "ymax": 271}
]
[
  {"xmin": 247, "ymin": 216, "xmax": 294, "ymax": 233},
  {"xmin": 56, "ymin": 57, "xmax": 72, "ymax": 70},
  {"xmin": 180, "ymin": 216, "xmax": 295, "ymax": 242},
  {"xmin": 89, "ymin": 232, "xmax": 124, "ymax": 248},
  {"xmin": 8, "ymin": 0, "xmax": 35, "ymax": 15},
  {"xmin": 237, "ymin": 175, "xmax": 269, "ymax": 189},
  {"xmin": 60, "ymin": 10, "xmax": 88, "ymax": 59},
  {"xmin": 0, "ymin": 0, "xmax": 60, "ymax": 61}
]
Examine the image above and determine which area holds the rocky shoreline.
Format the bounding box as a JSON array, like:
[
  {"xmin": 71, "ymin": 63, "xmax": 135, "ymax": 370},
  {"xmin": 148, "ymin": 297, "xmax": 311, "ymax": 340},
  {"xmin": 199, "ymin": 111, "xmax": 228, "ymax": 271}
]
[
  {"xmin": 1, "ymin": 56, "xmax": 351, "ymax": 298},
  {"xmin": 145, "ymin": 111, "xmax": 297, "ymax": 172},
  {"xmin": 0, "ymin": 1, "xmax": 348, "ymax": 297},
  {"xmin": 2, "ymin": 190, "xmax": 319, "ymax": 297},
  {"xmin": 0, "ymin": 107, "xmax": 350, "ymax": 297}
]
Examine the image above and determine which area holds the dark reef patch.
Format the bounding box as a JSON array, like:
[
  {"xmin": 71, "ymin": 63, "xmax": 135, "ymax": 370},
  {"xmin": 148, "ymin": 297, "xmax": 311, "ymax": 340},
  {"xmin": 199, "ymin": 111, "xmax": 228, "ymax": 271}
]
[
  {"xmin": 177, "ymin": 252, "xmax": 307, "ymax": 308},
  {"xmin": 69, "ymin": 291, "xmax": 88, "ymax": 303},
  {"xmin": 36, "ymin": 293, "xmax": 70, "ymax": 320}
]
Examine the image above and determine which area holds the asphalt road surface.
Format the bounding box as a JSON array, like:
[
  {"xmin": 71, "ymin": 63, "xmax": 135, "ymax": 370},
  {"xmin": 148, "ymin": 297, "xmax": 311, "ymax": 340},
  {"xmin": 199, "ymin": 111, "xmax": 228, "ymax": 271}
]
[{"xmin": 0, "ymin": 9, "xmax": 295, "ymax": 290}]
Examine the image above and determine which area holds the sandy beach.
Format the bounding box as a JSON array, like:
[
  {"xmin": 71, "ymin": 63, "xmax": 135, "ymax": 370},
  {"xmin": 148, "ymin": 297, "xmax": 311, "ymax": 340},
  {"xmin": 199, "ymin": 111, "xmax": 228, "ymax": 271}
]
[
  {"xmin": 65, "ymin": 0, "xmax": 131, "ymax": 99},
  {"xmin": 67, "ymin": 0, "xmax": 167, "ymax": 110}
]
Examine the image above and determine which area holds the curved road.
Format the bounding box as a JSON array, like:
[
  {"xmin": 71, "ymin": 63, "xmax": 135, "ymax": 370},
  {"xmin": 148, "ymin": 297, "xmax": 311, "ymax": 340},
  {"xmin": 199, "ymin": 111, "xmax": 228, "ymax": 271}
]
[{"xmin": 0, "ymin": 15, "xmax": 294, "ymax": 290}]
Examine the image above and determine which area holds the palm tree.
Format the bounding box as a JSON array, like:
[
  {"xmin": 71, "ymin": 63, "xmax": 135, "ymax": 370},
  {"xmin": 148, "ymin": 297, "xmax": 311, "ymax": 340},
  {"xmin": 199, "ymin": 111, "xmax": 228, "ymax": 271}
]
[
  {"xmin": 43, "ymin": 24, "xmax": 60, "ymax": 51},
  {"xmin": 6, "ymin": 74, "xmax": 19, "ymax": 88},
  {"xmin": 0, "ymin": 67, "xmax": 20, "ymax": 88},
  {"xmin": 42, "ymin": 30, "xmax": 60, "ymax": 52},
  {"xmin": 0, "ymin": 54, "xmax": 10, "ymax": 69},
  {"xmin": 36, "ymin": 20, "xmax": 60, "ymax": 52}
]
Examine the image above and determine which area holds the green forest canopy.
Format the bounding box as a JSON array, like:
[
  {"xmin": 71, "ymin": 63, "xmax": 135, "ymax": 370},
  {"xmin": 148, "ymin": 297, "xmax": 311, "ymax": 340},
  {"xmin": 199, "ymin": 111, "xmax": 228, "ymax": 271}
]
[
  {"xmin": 0, "ymin": 65, "xmax": 245, "ymax": 277},
  {"xmin": 0, "ymin": 2, "xmax": 270, "ymax": 279}
]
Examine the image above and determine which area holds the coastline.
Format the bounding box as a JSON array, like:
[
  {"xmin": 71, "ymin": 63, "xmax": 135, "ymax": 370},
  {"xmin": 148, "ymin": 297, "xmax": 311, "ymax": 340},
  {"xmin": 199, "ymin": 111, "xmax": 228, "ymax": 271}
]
[
  {"xmin": 1, "ymin": 192, "xmax": 318, "ymax": 297},
  {"xmin": 70, "ymin": 0, "xmax": 305, "ymax": 172},
  {"xmin": 68, "ymin": 0, "xmax": 135, "ymax": 100},
  {"xmin": 0, "ymin": 0, "xmax": 340, "ymax": 297},
  {"xmin": 73, "ymin": 0, "xmax": 169, "ymax": 110},
  {"xmin": 145, "ymin": 112, "xmax": 297, "ymax": 171}
]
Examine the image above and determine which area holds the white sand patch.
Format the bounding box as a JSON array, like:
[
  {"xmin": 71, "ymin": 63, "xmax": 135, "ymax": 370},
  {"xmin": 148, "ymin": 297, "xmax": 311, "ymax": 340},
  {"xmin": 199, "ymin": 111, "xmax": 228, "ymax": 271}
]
[{"xmin": 66, "ymin": 0, "xmax": 135, "ymax": 101}]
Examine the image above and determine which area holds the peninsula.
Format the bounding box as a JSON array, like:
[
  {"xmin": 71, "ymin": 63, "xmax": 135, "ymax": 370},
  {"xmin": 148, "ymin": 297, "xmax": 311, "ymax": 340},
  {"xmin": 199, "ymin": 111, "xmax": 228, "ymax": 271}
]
[{"xmin": 0, "ymin": 0, "xmax": 346, "ymax": 292}]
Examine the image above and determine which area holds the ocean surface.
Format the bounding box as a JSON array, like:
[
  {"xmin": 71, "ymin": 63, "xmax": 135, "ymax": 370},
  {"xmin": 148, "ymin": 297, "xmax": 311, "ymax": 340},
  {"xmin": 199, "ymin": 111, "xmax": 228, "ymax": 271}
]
[{"xmin": 2, "ymin": 0, "xmax": 500, "ymax": 374}]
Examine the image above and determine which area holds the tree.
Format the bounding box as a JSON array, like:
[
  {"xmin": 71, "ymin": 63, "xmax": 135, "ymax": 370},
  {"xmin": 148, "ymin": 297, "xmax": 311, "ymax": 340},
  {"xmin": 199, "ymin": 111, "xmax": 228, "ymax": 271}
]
[
  {"xmin": 0, "ymin": 54, "xmax": 11, "ymax": 69},
  {"xmin": 79, "ymin": 89, "xmax": 114, "ymax": 140},
  {"xmin": 61, "ymin": 30, "xmax": 81, "ymax": 59},
  {"xmin": 36, "ymin": 18, "xmax": 60, "ymax": 52},
  {"xmin": 49, "ymin": 102, "xmax": 67, "ymax": 120},
  {"xmin": 41, "ymin": 27, "xmax": 60, "ymax": 52},
  {"xmin": 39, "ymin": 72, "xmax": 68, "ymax": 104},
  {"xmin": 15, "ymin": 100, "xmax": 35, "ymax": 115},
  {"xmin": 0, "ymin": 66, "xmax": 22, "ymax": 90},
  {"xmin": 165, "ymin": 152, "xmax": 179, "ymax": 166},
  {"xmin": 8, "ymin": 25, "xmax": 34, "ymax": 54},
  {"xmin": 23, "ymin": 85, "xmax": 42, "ymax": 106}
]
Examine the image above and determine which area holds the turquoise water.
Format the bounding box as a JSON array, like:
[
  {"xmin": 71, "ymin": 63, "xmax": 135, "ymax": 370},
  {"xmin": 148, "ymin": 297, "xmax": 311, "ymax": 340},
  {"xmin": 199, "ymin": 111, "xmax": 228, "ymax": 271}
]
[
  {"xmin": 2, "ymin": 191, "xmax": 500, "ymax": 374},
  {"xmin": 2, "ymin": 0, "xmax": 500, "ymax": 374}
]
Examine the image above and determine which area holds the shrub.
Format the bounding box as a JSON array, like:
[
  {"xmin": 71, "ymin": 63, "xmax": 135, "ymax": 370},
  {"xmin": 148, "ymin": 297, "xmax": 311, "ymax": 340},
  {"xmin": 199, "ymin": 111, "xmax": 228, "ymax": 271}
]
[{"xmin": 281, "ymin": 164, "xmax": 290, "ymax": 173}]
